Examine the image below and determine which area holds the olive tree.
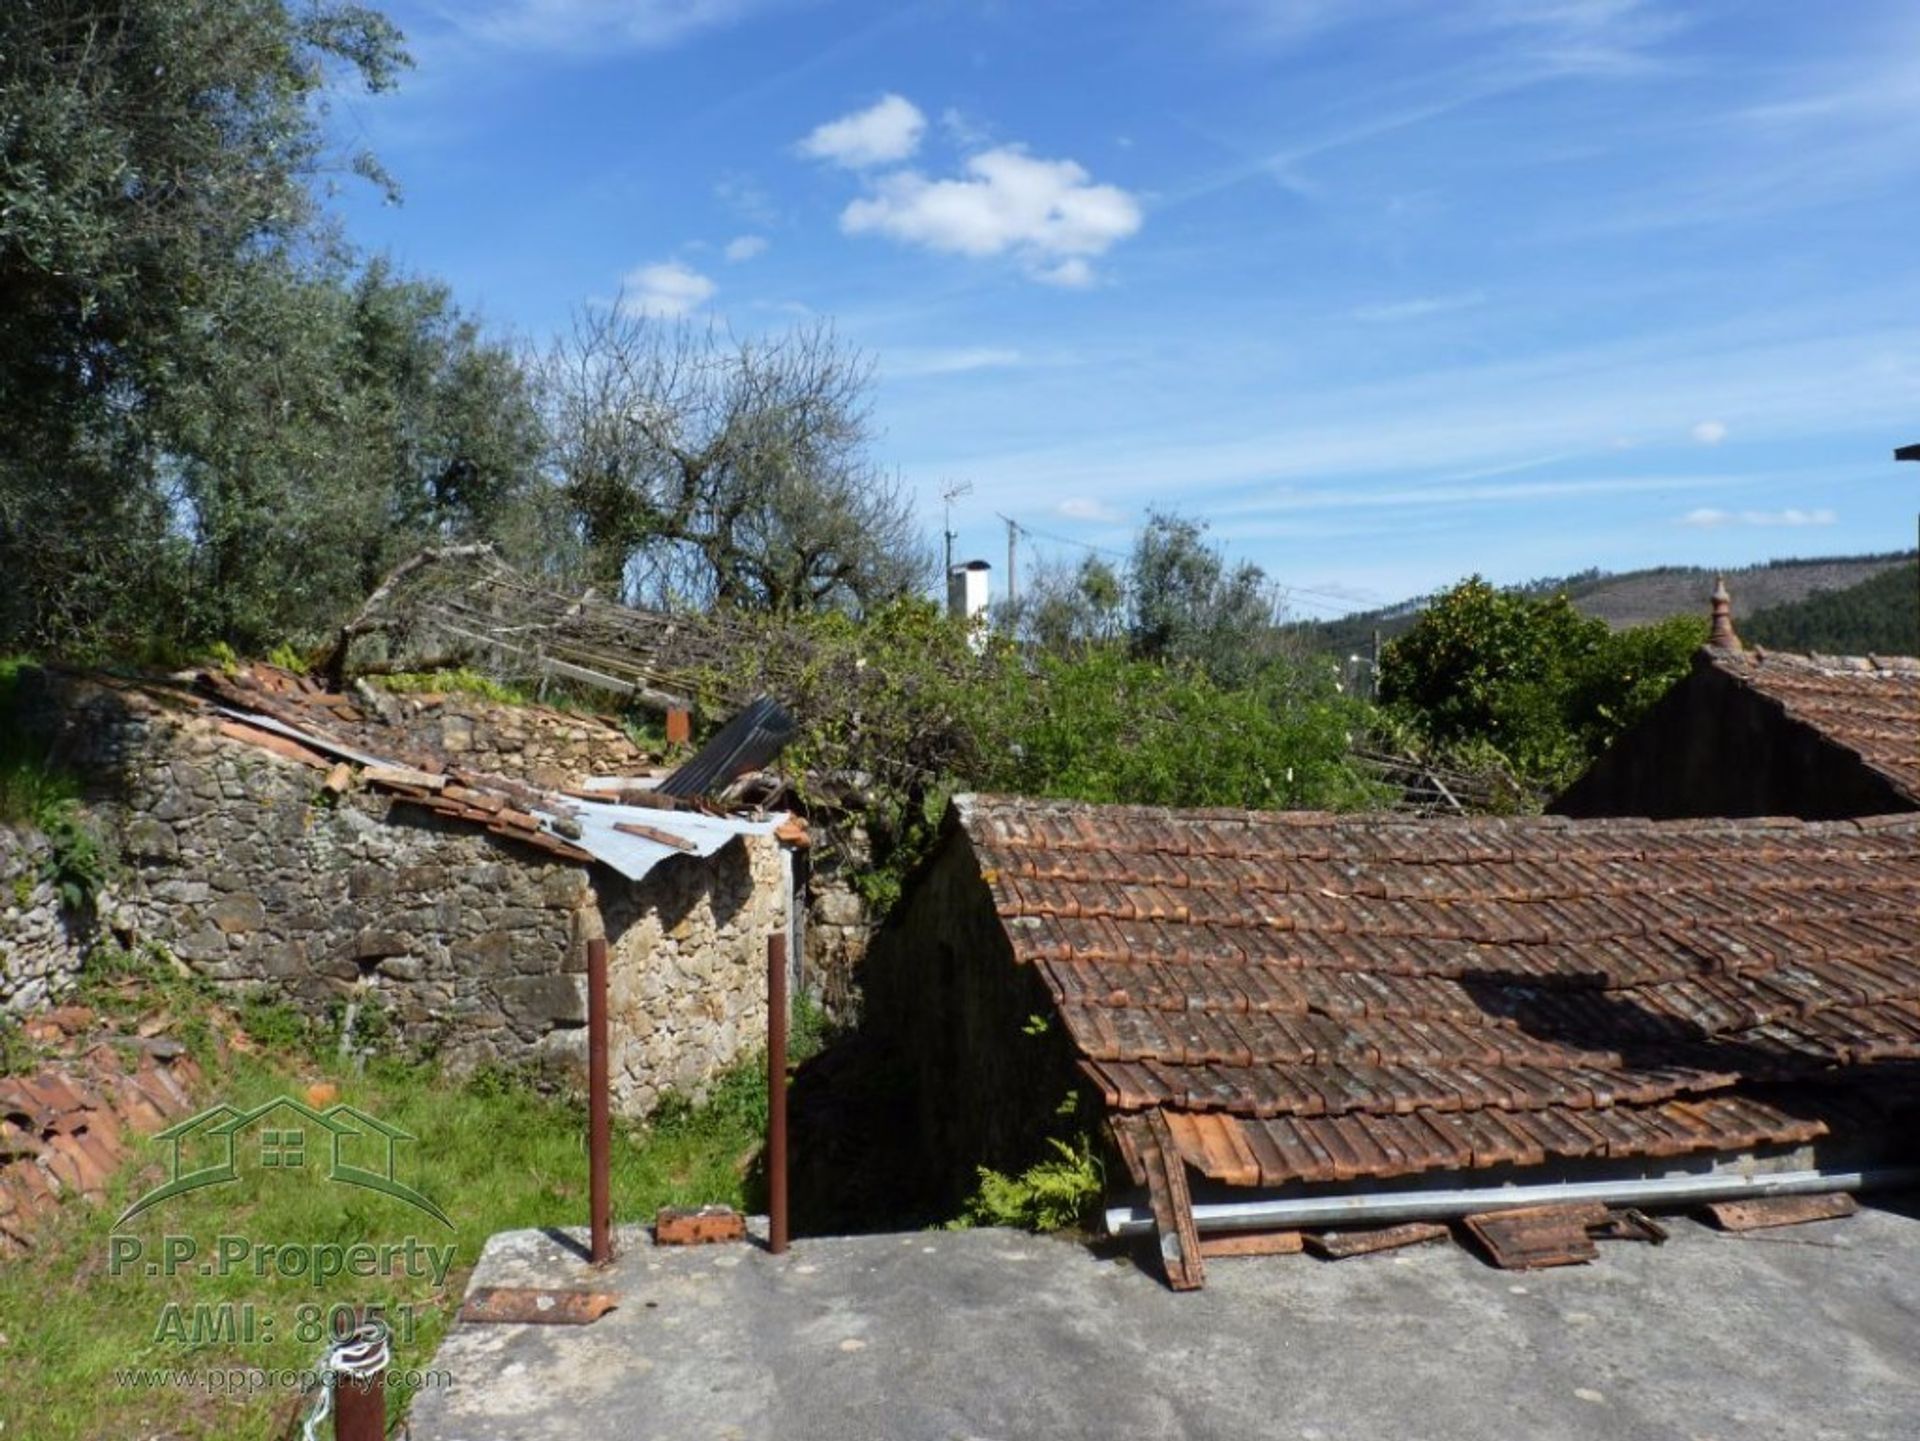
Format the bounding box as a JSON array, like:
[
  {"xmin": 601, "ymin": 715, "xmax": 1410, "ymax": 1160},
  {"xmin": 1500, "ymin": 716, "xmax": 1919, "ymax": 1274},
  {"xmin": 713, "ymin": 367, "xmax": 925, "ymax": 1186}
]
[
  {"xmin": 0, "ymin": 0, "xmax": 412, "ymax": 651},
  {"xmin": 540, "ymin": 307, "xmax": 930, "ymax": 613},
  {"xmin": 1128, "ymin": 510, "xmax": 1285, "ymax": 685}
]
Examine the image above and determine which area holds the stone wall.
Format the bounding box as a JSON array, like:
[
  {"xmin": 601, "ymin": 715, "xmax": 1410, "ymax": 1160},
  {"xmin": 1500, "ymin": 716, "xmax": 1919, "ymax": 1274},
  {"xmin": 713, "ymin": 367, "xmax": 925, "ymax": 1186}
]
[
  {"xmin": 597, "ymin": 834, "xmax": 789, "ymax": 1114},
  {"xmin": 861, "ymin": 827, "xmax": 1080, "ymax": 1204},
  {"xmin": 801, "ymin": 823, "xmax": 875, "ymax": 1017},
  {"xmin": 0, "ymin": 827, "xmax": 89, "ymax": 1014},
  {"xmin": 3, "ymin": 668, "xmax": 790, "ymax": 1113},
  {"xmin": 368, "ymin": 688, "xmax": 653, "ymax": 789}
]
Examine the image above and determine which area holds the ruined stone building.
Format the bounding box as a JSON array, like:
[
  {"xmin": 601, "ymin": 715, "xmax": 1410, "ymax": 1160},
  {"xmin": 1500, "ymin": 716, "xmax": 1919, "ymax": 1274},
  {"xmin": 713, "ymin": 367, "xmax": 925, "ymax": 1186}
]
[{"xmin": 3, "ymin": 663, "xmax": 803, "ymax": 1115}]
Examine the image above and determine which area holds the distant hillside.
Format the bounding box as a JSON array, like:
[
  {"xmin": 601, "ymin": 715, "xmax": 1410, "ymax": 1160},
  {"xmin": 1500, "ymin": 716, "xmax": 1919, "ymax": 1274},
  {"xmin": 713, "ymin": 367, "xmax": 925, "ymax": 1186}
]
[
  {"xmin": 1296, "ymin": 551, "xmax": 1918, "ymax": 658},
  {"xmin": 1742, "ymin": 561, "xmax": 1919, "ymax": 656}
]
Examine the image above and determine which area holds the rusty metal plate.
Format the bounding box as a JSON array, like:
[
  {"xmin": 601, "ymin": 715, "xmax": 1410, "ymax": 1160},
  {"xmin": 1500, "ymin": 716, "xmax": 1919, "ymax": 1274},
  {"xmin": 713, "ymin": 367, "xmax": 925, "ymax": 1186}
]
[
  {"xmin": 1197, "ymin": 1229, "xmax": 1306, "ymax": 1259},
  {"xmin": 1304, "ymin": 1221, "xmax": 1450, "ymax": 1260},
  {"xmin": 459, "ymin": 1288, "xmax": 618, "ymax": 1325},
  {"xmin": 1463, "ymin": 1204, "xmax": 1606, "ymax": 1270},
  {"xmin": 1704, "ymin": 1192, "xmax": 1859, "ymax": 1232}
]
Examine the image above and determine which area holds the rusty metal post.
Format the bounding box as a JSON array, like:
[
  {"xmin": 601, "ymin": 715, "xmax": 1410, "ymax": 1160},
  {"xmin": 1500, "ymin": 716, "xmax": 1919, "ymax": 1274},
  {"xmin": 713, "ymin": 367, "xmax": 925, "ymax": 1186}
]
[
  {"xmin": 332, "ymin": 1315, "xmax": 386, "ymax": 1441},
  {"xmin": 768, "ymin": 932, "xmax": 789, "ymax": 1255},
  {"xmin": 588, "ymin": 935, "xmax": 613, "ymax": 1265}
]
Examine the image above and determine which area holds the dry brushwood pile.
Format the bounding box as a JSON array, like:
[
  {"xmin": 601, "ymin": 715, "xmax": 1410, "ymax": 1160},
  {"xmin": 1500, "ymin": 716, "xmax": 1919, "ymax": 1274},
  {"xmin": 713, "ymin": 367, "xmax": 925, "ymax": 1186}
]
[{"xmin": 321, "ymin": 546, "xmax": 999, "ymax": 811}]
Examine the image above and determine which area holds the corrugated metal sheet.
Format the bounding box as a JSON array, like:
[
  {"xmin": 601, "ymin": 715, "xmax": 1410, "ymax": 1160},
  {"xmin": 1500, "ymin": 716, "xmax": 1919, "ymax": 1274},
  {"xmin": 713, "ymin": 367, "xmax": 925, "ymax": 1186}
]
[
  {"xmin": 657, "ymin": 696, "xmax": 797, "ymax": 799},
  {"xmin": 543, "ymin": 798, "xmax": 782, "ymax": 881}
]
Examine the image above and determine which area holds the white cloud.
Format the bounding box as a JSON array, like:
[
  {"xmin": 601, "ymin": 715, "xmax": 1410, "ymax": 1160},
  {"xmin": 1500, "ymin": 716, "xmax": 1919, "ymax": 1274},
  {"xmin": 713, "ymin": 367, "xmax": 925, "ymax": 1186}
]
[
  {"xmin": 940, "ymin": 107, "xmax": 993, "ymax": 150},
  {"xmin": 1692, "ymin": 419, "xmax": 1729, "ymax": 444},
  {"xmin": 1353, "ymin": 291, "xmax": 1487, "ymax": 324},
  {"xmin": 1680, "ymin": 506, "xmax": 1836, "ymax": 529},
  {"xmin": 715, "ymin": 174, "xmax": 779, "ymax": 228},
  {"xmin": 460, "ymin": 0, "xmax": 763, "ymax": 53},
  {"xmin": 798, "ymin": 94, "xmax": 926, "ymax": 169},
  {"xmin": 724, "ymin": 235, "xmax": 768, "ymax": 263},
  {"xmin": 1033, "ymin": 257, "xmax": 1097, "ymax": 288},
  {"xmin": 883, "ymin": 346, "xmax": 1025, "ymax": 379},
  {"xmin": 841, "ymin": 147, "xmax": 1143, "ymax": 284},
  {"xmin": 1056, "ymin": 497, "xmax": 1124, "ymax": 523},
  {"xmin": 620, "ymin": 261, "xmax": 715, "ymax": 318}
]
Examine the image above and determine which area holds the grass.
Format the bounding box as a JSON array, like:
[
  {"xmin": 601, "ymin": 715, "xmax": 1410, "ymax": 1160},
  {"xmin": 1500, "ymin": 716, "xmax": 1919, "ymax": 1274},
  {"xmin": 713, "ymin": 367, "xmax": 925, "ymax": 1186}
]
[
  {"xmin": 0, "ymin": 950, "xmax": 792, "ymax": 1440},
  {"xmin": 369, "ymin": 667, "xmax": 535, "ymax": 707},
  {"xmin": 0, "ymin": 655, "xmax": 81, "ymax": 829}
]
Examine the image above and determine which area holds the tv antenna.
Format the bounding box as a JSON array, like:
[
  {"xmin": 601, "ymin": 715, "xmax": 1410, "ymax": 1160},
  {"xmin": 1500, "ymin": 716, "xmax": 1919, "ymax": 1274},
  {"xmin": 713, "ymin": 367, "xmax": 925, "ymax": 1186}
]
[{"xmin": 940, "ymin": 480, "xmax": 973, "ymax": 577}]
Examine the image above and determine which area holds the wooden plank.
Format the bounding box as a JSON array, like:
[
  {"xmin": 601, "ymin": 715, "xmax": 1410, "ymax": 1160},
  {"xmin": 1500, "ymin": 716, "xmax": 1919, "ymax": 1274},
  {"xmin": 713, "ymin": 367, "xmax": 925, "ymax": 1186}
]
[
  {"xmin": 1704, "ymin": 1192, "xmax": 1858, "ymax": 1232},
  {"xmin": 362, "ymin": 764, "xmax": 447, "ymax": 792},
  {"xmin": 613, "ymin": 820, "xmax": 701, "ymax": 853},
  {"xmin": 1130, "ymin": 1111, "xmax": 1207, "ymax": 1292},
  {"xmin": 1199, "ymin": 1229, "xmax": 1306, "ymax": 1259}
]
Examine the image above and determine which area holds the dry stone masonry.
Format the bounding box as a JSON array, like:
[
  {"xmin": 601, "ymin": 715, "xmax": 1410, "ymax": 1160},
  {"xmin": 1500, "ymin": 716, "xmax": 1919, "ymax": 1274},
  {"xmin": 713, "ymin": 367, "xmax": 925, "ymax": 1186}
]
[
  {"xmin": 2, "ymin": 667, "xmax": 794, "ymax": 1113},
  {"xmin": 0, "ymin": 827, "xmax": 90, "ymax": 1014}
]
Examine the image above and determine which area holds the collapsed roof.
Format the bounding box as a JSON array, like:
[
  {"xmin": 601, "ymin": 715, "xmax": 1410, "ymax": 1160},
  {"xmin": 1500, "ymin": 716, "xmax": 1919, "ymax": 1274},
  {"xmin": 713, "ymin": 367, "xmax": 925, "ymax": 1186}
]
[
  {"xmin": 950, "ymin": 794, "xmax": 1920, "ymax": 1285},
  {"xmin": 182, "ymin": 664, "xmax": 790, "ymax": 880}
]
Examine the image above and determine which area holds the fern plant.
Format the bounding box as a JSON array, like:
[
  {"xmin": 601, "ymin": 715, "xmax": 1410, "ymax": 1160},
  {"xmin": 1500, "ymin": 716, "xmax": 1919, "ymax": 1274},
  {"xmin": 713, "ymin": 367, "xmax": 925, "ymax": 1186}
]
[{"xmin": 956, "ymin": 1134, "xmax": 1104, "ymax": 1233}]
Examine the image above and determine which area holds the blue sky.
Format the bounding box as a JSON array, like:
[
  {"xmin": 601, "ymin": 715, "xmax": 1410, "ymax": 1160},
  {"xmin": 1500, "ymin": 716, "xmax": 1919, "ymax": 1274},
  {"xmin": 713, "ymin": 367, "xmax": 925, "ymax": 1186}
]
[{"xmin": 326, "ymin": 0, "xmax": 1920, "ymax": 617}]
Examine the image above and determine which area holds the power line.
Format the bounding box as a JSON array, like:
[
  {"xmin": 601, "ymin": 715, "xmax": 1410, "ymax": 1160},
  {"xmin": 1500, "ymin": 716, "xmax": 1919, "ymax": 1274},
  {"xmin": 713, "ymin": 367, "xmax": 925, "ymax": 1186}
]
[
  {"xmin": 995, "ymin": 514, "xmax": 1129, "ymax": 562},
  {"xmin": 996, "ymin": 512, "xmax": 1374, "ymax": 616}
]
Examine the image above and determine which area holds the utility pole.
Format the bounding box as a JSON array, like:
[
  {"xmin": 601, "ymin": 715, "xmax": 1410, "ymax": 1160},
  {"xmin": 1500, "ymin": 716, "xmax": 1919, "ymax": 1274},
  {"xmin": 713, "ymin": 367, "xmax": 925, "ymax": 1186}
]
[{"xmin": 1006, "ymin": 516, "xmax": 1018, "ymax": 611}]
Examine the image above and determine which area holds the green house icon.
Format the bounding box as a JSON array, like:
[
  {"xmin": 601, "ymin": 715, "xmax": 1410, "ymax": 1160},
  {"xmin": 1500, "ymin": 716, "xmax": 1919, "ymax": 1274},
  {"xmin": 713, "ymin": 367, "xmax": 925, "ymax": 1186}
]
[{"xmin": 119, "ymin": 1095, "xmax": 451, "ymax": 1228}]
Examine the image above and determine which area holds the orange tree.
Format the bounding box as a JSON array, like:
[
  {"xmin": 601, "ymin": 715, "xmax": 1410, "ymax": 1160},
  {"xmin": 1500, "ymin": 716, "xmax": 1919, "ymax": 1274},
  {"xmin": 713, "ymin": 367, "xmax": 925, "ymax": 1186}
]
[{"xmin": 1379, "ymin": 577, "xmax": 1704, "ymax": 794}]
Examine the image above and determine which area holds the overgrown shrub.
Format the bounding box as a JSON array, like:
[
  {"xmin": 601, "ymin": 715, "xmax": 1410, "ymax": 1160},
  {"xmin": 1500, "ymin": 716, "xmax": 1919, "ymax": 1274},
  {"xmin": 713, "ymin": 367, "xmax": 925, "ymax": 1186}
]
[
  {"xmin": 1380, "ymin": 577, "xmax": 1705, "ymax": 794},
  {"xmin": 35, "ymin": 804, "xmax": 109, "ymax": 916},
  {"xmin": 705, "ymin": 599, "xmax": 1386, "ymax": 913}
]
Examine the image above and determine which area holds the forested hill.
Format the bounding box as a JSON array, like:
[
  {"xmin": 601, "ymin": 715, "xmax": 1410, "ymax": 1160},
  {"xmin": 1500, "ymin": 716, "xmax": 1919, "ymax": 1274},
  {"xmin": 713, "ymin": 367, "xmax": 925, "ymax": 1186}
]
[
  {"xmin": 1742, "ymin": 561, "xmax": 1920, "ymax": 655},
  {"xmin": 1298, "ymin": 551, "xmax": 1918, "ymax": 658}
]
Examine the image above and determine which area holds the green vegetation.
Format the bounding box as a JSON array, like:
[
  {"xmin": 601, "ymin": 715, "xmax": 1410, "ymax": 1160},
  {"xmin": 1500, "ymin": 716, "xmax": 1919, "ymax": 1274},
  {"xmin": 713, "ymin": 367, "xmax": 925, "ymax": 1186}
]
[
  {"xmin": 0, "ymin": 657, "xmax": 73, "ymax": 826},
  {"xmin": 370, "ymin": 667, "xmax": 537, "ymax": 707},
  {"xmin": 0, "ymin": 946, "xmax": 807, "ymax": 1440},
  {"xmin": 956, "ymin": 1134, "xmax": 1105, "ymax": 1234},
  {"xmin": 713, "ymin": 595, "xmax": 1385, "ymax": 911},
  {"xmin": 1379, "ymin": 577, "xmax": 1706, "ymax": 795},
  {"xmin": 0, "ymin": 1016, "xmax": 37, "ymax": 1077},
  {"xmin": 3, "ymin": 1, "xmax": 932, "ymax": 660},
  {"xmin": 33, "ymin": 804, "xmax": 109, "ymax": 915},
  {"xmin": 1743, "ymin": 561, "xmax": 1920, "ymax": 656},
  {"xmin": 1294, "ymin": 551, "xmax": 1917, "ymax": 659},
  {"xmin": 0, "ymin": 659, "xmax": 111, "ymax": 914}
]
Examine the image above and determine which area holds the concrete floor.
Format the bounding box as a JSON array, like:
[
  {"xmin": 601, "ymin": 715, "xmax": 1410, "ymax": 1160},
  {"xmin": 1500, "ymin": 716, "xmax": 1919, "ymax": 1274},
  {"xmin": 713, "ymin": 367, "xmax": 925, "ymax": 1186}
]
[{"xmin": 409, "ymin": 1206, "xmax": 1920, "ymax": 1441}]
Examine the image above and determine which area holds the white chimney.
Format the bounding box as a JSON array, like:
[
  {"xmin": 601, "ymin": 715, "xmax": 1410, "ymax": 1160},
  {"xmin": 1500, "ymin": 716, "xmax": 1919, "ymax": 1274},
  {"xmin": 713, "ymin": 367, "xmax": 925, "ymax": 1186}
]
[{"xmin": 947, "ymin": 560, "xmax": 992, "ymax": 647}]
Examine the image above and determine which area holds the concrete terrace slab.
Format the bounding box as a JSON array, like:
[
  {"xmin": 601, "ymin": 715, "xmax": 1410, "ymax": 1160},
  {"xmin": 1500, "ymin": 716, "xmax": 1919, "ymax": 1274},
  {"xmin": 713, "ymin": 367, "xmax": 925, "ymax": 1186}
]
[{"xmin": 409, "ymin": 1208, "xmax": 1920, "ymax": 1441}]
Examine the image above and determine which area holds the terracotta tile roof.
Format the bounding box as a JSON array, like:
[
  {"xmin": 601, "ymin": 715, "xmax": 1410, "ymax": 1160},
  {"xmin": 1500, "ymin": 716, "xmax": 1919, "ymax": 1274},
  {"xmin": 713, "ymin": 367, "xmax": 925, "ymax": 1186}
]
[
  {"xmin": 1708, "ymin": 648, "xmax": 1920, "ymax": 804},
  {"xmin": 957, "ymin": 796, "xmax": 1920, "ymax": 1194}
]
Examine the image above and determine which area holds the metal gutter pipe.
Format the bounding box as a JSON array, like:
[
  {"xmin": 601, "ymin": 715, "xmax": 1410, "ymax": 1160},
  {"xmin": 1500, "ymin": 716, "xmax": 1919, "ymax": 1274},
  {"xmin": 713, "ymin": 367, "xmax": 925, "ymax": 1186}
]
[{"xmin": 1105, "ymin": 1165, "xmax": 1920, "ymax": 1238}]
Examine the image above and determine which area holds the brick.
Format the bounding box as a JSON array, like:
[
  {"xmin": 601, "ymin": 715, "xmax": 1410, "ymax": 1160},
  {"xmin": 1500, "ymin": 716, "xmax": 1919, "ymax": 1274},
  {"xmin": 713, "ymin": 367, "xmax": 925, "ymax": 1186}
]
[{"xmin": 654, "ymin": 1205, "xmax": 747, "ymax": 1246}]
